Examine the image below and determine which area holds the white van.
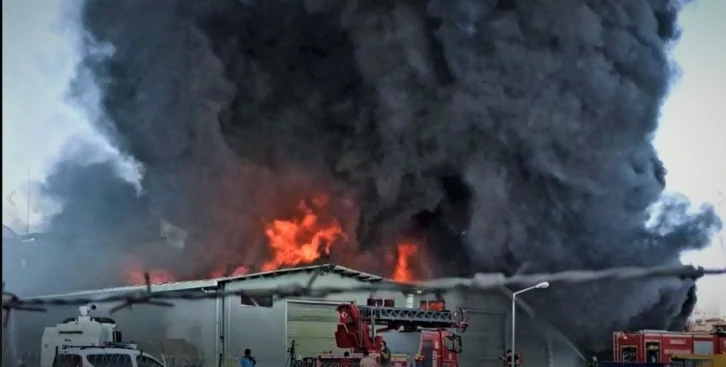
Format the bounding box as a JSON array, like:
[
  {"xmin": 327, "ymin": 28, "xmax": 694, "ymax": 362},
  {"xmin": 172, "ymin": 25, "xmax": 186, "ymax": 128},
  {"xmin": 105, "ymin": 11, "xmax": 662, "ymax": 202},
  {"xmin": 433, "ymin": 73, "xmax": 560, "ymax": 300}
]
[
  {"xmin": 40, "ymin": 306, "xmax": 122, "ymax": 367},
  {"xmin": 52, "ymin": 345, "xmax": 166, "ymax": 367}
]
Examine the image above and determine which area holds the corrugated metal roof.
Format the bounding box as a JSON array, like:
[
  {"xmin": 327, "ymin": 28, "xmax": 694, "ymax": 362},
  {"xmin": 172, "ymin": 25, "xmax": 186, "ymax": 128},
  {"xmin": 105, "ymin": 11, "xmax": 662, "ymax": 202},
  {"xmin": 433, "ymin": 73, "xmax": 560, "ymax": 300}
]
[
  {"xmin": 217, "ymin": 263, "xmax": 385, "ymax": 283},
  {"xmin": 2, "ymin": 224, "xmax": 18, "ymax": 239},
  {"xmin": 28, "ymin": 264, "xmax": 385, "ymax": 299}
]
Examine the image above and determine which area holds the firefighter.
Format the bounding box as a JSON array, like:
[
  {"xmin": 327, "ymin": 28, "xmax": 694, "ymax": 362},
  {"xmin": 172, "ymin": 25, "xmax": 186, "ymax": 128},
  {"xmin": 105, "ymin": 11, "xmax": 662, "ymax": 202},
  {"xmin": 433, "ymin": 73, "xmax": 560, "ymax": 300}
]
[
  {"xmin": 499, "ymin": 350, "xmax": 521, "ymax": 367},
  {"xmin": 587, "ymin": 356, "xmax": 598, "ymax": 367},
  {"xmin": 380, "ymin": 341, "xmax": 392, "ymax": 367}
]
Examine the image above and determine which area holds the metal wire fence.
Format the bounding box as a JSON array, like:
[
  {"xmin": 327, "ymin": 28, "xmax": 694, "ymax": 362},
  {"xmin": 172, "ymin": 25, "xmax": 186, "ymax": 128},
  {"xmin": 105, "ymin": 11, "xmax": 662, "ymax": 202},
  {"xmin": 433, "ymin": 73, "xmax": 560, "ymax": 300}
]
[{"xmin": 3, "ymin": 264, "xmax": 724, "ymax": 367}]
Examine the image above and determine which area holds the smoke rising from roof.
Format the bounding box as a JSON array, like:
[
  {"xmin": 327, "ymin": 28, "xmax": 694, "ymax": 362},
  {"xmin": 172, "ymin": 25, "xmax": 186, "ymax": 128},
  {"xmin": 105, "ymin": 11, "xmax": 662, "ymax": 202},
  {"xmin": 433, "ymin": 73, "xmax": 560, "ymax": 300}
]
[{"xmin": 20, "ymin": 0, "xmax": 722, "ymax": 351}]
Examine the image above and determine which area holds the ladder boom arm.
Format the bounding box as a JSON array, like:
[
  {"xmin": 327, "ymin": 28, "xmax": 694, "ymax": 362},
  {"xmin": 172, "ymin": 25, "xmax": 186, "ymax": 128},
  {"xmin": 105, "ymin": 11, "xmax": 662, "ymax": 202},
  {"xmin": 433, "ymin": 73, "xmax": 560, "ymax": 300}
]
[
  {"xmin": 358, "ymin": 306, "xmax": 460, "ymax": 327},
  {"xmin": 333, "ymin": 303, "xmax": 468, "ymax": 351},
  {"xmin": 339, "ymin": 304, "xmax": 467, "ymax": 330}
]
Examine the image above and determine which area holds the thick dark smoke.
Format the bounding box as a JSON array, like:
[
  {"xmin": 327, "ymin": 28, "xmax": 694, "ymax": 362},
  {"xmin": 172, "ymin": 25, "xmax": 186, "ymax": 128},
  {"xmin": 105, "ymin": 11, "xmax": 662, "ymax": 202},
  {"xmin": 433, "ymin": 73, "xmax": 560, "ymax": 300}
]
[
  {"xmin": 2, "ymin": 141, "xmax": 165, "ymax": 294},
  {"xmin": 41, "ymin": 145, "xmax": 148, "ymax": 239},
  {"xmin": 22, "ymin": 0, "xmax": 722, "ymax": 351}
]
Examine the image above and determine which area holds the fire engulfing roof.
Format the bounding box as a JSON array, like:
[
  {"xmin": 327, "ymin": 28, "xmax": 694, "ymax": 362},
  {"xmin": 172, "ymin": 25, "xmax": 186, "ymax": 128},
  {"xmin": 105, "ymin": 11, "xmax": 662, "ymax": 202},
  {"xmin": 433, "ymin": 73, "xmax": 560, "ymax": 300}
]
[
  {"xmin": 27, "ymin": 264, "xmax": 385, "ymax": 299},
  {"xmin": 219, "ymin": 263, "xmax": 385, "ymax": 283}
]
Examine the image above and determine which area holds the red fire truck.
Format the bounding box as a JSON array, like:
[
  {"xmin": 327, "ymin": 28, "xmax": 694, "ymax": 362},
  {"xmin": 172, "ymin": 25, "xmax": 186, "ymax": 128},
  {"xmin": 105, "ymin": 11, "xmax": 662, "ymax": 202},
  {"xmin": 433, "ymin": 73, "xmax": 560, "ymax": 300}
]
[
  {"xmin": 613, "ymin": 325, "xmax": 726, "ymax": 363},
  {"xmin": 317, "ymin": 298, "xmax": 468, "ymax": 367}
]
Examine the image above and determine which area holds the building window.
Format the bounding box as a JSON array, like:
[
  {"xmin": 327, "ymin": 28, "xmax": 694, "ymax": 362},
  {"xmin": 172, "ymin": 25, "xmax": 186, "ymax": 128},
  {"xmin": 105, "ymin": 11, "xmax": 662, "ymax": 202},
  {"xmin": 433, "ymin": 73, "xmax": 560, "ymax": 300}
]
[{"xmin": 240, "ymin": 294, "xmax": 273, "ymax": 307}]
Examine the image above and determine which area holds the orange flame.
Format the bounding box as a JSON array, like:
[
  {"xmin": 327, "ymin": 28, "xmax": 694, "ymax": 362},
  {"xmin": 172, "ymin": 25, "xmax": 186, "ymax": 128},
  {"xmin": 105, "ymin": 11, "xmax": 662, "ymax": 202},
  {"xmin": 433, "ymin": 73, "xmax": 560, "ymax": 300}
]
[
  {"xmin": 392, "ymin": 243, "xmax": 419, "ymax": 282},
  {"xmin": 231, "ymin": 266, "xmax": 249, "ymax": 276},
  {"xmin": 209, "ymin": 265, "xmax": 250, "ymax": 279},
  {"xmin": 261, "ymin": 195, "xmax": 345, "ymax": 271},
  {"xmin": 123, "ymin": 194, "xmax": 427, "ymax": 285}
]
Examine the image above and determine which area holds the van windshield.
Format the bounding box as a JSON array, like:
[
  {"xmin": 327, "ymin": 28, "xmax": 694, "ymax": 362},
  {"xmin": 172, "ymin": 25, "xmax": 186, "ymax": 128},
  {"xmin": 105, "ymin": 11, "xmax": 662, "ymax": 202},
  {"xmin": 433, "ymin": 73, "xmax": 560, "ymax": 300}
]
[
  {"xmin": 86, "ymin": 354, "xmax": 134, "ymax": 367},
  {"xmin": 52, "ymin": 354, "xmax": 82, "ymax": 367}
]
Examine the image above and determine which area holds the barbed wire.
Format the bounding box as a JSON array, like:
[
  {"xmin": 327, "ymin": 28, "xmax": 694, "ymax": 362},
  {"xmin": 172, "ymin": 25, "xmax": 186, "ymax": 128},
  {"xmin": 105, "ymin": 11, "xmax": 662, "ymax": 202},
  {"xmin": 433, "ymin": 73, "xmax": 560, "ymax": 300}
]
[{"xmin": 2, "ymin": 264, "xmax": 725, "ymax": 327}]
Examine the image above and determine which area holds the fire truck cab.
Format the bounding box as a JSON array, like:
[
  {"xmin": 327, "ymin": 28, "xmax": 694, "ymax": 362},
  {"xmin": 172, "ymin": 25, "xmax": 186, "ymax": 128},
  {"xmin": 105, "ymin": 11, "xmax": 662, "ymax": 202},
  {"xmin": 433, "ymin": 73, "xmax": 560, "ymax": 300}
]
[
  {"xmin": 320, "ymin": 298, "xmax": 468, "ymax": 367},
  {"xmin": 613, "ymin": 325, "xmax": 726, "ymax": 364}
]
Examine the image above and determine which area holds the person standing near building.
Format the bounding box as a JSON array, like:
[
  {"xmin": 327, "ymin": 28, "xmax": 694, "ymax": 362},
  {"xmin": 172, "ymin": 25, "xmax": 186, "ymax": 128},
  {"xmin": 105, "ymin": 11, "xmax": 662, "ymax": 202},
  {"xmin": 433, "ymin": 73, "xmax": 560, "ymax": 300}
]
[
  {"xmin": 240, "ymin": 349, "xmax": 257, "ymax": 367},
  {"xmin": 359, "ymin": 350, "xmax": 377, "ymax": 367},
  {"xmin": 499, "ymin": 350, "xmax": 521, "ymax": 367},
  {"xmin": 380, "ymin": 341, "xmax": 391, "ymax": 367}
]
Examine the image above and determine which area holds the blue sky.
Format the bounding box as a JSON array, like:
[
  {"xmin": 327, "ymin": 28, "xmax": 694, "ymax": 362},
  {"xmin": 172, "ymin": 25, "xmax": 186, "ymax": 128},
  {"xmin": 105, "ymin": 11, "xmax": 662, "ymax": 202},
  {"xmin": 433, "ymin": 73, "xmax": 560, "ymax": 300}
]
[{"xmin": 2, "ymin": 1, "xmax": 724, "ymax": 311}]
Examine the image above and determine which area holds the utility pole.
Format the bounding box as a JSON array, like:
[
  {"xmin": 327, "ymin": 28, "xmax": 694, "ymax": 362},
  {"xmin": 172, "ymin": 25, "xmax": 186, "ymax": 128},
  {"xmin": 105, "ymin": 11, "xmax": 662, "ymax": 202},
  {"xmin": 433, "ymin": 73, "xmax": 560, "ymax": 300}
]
[
  {"xmin": 26, "ymin": 168, "xmax": 30, "ymax": 235},
  {"xmin": 511, "ymin": 282, "xmax": 550, "ymax": 367}
]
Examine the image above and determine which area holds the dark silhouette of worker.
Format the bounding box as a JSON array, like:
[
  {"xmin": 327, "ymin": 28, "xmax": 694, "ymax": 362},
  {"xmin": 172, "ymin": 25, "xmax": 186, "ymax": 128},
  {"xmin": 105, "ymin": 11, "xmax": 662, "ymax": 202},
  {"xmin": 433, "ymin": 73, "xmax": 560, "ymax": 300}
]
[
  {"xmin": 499, "ymin": 350, "xmax": 521, "ymax": 366},
  {"xmin": 380, "ymin": 340, "xmax": 391, "ymax": 367},
  {"xmin": 240, "ymin": 349, "xmax": 257, "ymax": 367}
]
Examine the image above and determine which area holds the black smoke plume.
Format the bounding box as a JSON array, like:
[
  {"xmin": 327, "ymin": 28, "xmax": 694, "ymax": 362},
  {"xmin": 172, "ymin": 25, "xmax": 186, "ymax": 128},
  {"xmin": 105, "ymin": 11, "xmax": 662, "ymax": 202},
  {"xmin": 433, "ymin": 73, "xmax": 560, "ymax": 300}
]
[
  {"xmin": 2, "ymin": 141, "xmax": 167, "ymax": 295},
  {"xmin": 27, "ymin": 0, "xmax": 723, "ymax": 351}
]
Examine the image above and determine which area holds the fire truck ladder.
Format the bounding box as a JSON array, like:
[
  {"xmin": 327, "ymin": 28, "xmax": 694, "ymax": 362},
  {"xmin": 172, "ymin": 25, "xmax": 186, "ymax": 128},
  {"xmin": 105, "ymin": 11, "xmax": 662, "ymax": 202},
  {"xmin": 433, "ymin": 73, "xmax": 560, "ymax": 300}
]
[{"xmin": 356, "ymin": 306, "xmax": 466, "ymax": 330}]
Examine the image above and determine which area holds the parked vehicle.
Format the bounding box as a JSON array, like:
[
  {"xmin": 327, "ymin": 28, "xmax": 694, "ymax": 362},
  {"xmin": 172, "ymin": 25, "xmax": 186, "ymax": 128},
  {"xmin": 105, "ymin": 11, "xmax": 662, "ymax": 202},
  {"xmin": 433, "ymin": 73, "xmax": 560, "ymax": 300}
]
[
  {"xmin": 611, "ymin": 324, "xmax": 726, "ymax": 364},
  {"xmin": 52, "ymin": 344, "xmax": 165, "ymax": 367},
  {"xmin": 315, "ymin": 298, "xmax": 467, "ymax": 367}
]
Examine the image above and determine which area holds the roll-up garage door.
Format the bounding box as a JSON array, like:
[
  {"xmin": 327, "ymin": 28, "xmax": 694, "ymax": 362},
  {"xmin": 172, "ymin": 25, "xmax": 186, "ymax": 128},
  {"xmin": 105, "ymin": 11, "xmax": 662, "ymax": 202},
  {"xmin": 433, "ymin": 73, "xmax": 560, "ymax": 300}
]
[
  {"xmin": 458, "ymin": 311, "xmax": 506, "ymax": 367},
  {"xmin": 286, "ymin": 301, "xmax": 346, "ymax": 357}
]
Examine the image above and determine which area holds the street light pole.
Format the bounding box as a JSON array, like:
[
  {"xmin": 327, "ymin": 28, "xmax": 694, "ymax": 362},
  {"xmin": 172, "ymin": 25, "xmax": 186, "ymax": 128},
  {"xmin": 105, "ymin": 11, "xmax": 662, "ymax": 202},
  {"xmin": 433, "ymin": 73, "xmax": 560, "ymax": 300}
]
[{"xmin": 511, "ymin": 282, "xmax": 550, "ymax": 367}]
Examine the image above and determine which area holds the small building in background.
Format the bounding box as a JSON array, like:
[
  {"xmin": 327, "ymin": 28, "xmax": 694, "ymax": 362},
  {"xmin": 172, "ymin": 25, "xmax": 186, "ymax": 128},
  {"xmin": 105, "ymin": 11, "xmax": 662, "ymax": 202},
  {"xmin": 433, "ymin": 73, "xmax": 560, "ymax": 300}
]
[
  {"xmin": 2, "ymin": 224, "xmax": 19, "ymax": 240},
  {"xmin": 4, "ymin": 264, "xmax": 585, "ymax": 367}
]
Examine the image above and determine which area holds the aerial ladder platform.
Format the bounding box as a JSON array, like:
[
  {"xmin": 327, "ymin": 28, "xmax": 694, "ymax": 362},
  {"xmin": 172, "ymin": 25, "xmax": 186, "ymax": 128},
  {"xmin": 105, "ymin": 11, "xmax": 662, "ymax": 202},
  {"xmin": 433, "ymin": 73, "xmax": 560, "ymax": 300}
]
[
  {"xmin": 354, "ymin": 305, "xmax": 467, "ymax": 330},
  {"xmin": 333, "ymin": 301, "xmax": 468, "ymax": 353}
]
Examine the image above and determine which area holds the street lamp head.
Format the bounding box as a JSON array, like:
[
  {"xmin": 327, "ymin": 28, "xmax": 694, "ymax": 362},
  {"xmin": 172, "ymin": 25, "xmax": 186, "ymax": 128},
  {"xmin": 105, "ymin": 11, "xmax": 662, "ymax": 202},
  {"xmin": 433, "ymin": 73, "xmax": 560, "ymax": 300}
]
[{"xmin": 535, "ymin": 281, "xmax": 550, "ymax": 289}]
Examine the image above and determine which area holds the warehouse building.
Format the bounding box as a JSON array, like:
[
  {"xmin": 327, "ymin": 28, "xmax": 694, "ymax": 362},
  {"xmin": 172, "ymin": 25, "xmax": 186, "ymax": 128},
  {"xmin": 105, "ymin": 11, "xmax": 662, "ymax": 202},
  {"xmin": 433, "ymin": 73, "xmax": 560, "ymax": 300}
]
[{"xmin": 5, "ymin": 264, "xmax": 585, "ymax": 367}]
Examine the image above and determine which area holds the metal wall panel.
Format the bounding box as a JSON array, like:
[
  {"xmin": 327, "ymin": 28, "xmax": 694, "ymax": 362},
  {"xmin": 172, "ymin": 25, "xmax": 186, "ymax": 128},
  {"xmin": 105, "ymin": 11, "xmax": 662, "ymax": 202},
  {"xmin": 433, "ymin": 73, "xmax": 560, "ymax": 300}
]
[
  {"xmin": 513, "ymin": 316, "xmax": 548, "ymax": 367},
  {"xmin": 286, "ymin": 301, "xmax": 345, "ymax": 357},
  {"xmin": 222, "ymin": 270, "xmax": 373, "ymax": 367},
  {"xmin": 223, "ymin": 288, "xmax": 287, "ymax": 367},
  {"xmin": 420, "ymin": 288, "xmax": 585, "ymax": 367},
  {"xmin": 458, "ymin": 310, "xmax": 506, "ymax": 367},
  {"xmin": 551, "ymin": 334, "xmax": 584, "ymax": 367}
]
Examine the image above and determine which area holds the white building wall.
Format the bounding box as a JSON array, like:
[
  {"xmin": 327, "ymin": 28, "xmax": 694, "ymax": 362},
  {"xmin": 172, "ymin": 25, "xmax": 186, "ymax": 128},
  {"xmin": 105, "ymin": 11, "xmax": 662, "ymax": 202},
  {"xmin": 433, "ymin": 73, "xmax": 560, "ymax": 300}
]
[
  {"xmin": 221, "ymin": 270, "xmax": 403, "ymax": 367},
  {"xmin": 415, "ymin": 289, "xmax": 584, "ymax": 367},
  {"xmin": 4, "ymin": 267, "xmax": 586, "ymax": 367}
]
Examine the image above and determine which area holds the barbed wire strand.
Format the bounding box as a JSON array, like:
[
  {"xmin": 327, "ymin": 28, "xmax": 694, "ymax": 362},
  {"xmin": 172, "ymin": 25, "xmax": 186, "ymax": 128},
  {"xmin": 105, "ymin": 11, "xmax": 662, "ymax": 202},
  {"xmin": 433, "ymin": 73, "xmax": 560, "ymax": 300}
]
[
  {"xmin": 2, "ymin": 282, "xmax": 45, "ymax": 327},
  {"xmin": 2, "ymin": 264, "xmax": 724, "ymax": 327}
]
